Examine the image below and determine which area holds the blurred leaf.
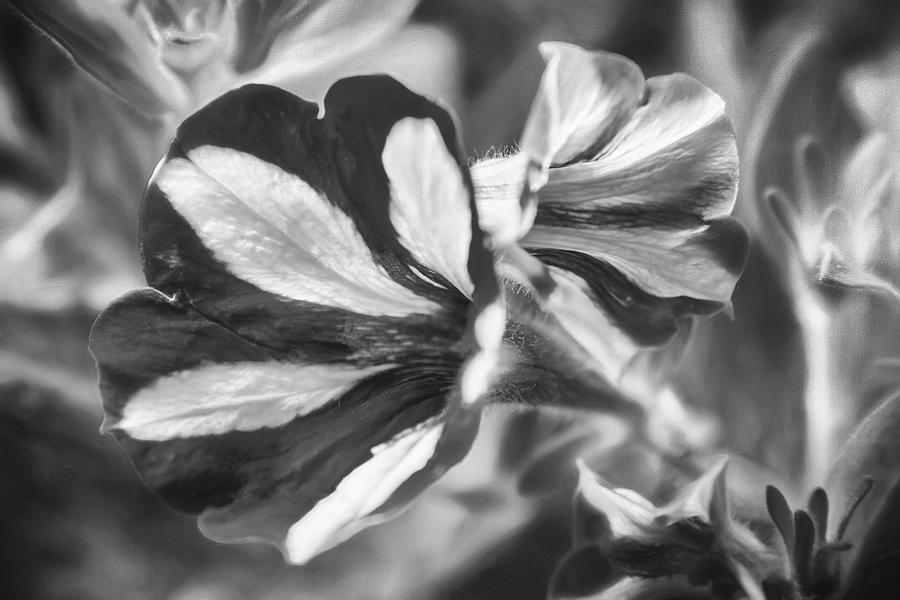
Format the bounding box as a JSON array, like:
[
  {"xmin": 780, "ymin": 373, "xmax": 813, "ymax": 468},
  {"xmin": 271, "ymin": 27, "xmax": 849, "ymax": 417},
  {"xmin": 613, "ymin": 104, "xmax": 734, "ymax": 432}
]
[
  {"xmin": 826, "ymin": 392, "xmax": 900, "ymax": 559},
  {"xmin": 11, "ymin": 0, "xmax": 187, "ymax": 114},
  {"xmin": 674, "ymin": 243, "xmax": 806, "ymax": 480}
]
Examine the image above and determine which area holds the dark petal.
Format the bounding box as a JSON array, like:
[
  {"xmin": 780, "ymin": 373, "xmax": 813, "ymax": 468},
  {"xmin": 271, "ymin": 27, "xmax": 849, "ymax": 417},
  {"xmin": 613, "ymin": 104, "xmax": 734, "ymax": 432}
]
[
  {"xmin": 808, "ymin": 487, "xmax": 829, "ymax": 545},
  {"xmin": 609, "ymin": 537, "xmax": 698, "ymax": 578},
  {"xmin": 766, "ymin": 485, "xmax": 796, "ymax": 559},
  {"xmin": 793, "ymin": 510, "xmax": 815, "ymax": 590}
]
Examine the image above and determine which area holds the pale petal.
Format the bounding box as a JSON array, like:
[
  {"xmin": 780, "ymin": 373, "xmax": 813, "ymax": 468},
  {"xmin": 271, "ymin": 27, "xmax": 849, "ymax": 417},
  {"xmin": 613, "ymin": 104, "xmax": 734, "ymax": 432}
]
[
  {"xmin": 249, "ymin": 0, "xmax": 419, "ymax": 93},
  {"xmin": 658, "ymin": 457, "xmax": 729, "ymax": 527},
  {"xmin": 284, "ymin": 421, "xmax": 444, "ymax": 564},
  {"xmin": 116, "ymin": 362, "xmax": 393, "ymax": 440},
  {"xmin": 576, "ymin": 459, "xmax": 656, "ymax": 538},
  {"xmin": 383, "ymin": 117, "xmax": 474, "ymax": 297},
  {"xmin": 521, "ymin": 41, "xmax": 644, "ymax": 168}
]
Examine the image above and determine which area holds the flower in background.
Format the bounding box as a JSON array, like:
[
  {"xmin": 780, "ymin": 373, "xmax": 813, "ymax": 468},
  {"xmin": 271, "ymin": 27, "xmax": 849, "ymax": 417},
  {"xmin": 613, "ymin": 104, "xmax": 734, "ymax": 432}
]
[
  {"xmin": 765, "ymin": 133, "xmax": 900, "ymax": 300},
  {"xmin": 472, "ymin": 42, "xmax": 748, "ymax": 388},
  {"xmin": 12, "ymin": 0, "xmax": 421, "ymax": 117},
  {"xmin": 746, "ymin": 32, "xmax": 900, "ymax": 484},
  {"xmin": 550, "ymin": 458, "xmax": 776, "ymax": 600},
  {"xmin": 550, "ymin": 391, "xmax": 900, "ymax": 599}
]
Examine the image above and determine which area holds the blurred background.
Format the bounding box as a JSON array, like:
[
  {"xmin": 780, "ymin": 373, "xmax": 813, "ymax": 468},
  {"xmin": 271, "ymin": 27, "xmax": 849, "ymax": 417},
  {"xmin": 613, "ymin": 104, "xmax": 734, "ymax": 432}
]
[{"xmin": 3, "ymin": 0, "xmax": 900, "ymax": 598}]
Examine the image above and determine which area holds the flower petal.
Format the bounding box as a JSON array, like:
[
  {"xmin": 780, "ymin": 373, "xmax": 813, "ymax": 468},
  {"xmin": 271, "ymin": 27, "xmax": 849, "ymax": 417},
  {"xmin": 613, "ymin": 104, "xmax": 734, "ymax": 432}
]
[
  {"xmin": 10, "ymin": 0, "xmax": 187, "ymax": 114},
  {"xmin": 471, "ymin": 42, "xmax": 644, "ymax": 247},
  {"xmin": 576, "ymin": 459, "xmax": 657, "ymax": 539},
  {"xmin": 521, "ymin": 42, "xmax": 644, "ymax": 169},
  {"xmin": 658, "ymin": 457, "xmax": 729, "ymax": 527}
]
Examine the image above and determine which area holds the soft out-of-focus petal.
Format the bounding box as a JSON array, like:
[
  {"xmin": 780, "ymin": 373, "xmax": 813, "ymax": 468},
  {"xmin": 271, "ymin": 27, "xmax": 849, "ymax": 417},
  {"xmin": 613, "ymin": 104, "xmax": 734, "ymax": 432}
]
[
  {"xmin": 564, "ymin": 459, "xmax": 776, "ymax": 599},
  {"xmin": 834, "ymin": 134, "xmax": 900, "ymax": 283},
  {"xmin": 263, "ymin": 23, "xmax": 464, "ymax": 115},
  {"xmin": 11, "ymin": 0, "xmax": 187, "ymax": 114},
  {"xmin": 658, "ymin": 457, "xmax": 729, "ymax": 527},
  {"xmin": 576, "ymin": 460, "xmax": 655, "ymax": 539},
  {"xmin": 91, "ymin": 78, "xmax": 503, "ymax": 563},
  {"xmin": 843, "ymin": 46, "xmax": 900, "ymax": 145},
  {"xmin": 249, "ymin": 0, "xmax": 420, "ymax": 95}
]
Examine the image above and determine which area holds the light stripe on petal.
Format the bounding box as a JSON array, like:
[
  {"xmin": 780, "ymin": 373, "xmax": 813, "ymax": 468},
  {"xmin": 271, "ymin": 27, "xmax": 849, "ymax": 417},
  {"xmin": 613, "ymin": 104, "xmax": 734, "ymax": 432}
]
[
  {"xmin": 383, "ymin": 117, "xmax": 474, "ymax": 297},
  {"xmin": 116, "ymin": 362, "xmax": 393, "ymax": 441},
  {"xmin": 284, "ymin": 421, "xmax": 444, "ymax": 564},
  {"xmin": 155, "ymin": 149, "xmax": 440, "ymax": 317}
]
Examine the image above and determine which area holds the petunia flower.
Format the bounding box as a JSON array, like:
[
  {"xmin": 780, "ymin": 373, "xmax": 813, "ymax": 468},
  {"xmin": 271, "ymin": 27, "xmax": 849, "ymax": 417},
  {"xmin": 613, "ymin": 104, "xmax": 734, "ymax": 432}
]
[
  {"xmin": 472, "ymin": 42, "xmax": 749, "ymax": 385},
  {"xmin": 550, "ymin": 458, "xmax": 776, "ymax": 600},
  {"xmin": 12, "ymin": 0, "xmax": 421, "ymax": 116},
  {"xmin": 88, "ymin": 76, "xmax": 512, "ymax": 564}
]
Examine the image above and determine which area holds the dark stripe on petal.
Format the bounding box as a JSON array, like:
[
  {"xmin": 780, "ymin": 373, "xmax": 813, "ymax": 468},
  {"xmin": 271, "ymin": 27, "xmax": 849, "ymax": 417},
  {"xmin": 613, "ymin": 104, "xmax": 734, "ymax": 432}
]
[
  {"xmin": 524, "ymin": 215, "xmax": 748, "ymax": 304},
  {"xmin": 535, "ymin": 172, "xmax": 738, "ymax": 231},
  {"xmin": 528, "ymin": 249, "xmax": 722, "ymax": 346}
]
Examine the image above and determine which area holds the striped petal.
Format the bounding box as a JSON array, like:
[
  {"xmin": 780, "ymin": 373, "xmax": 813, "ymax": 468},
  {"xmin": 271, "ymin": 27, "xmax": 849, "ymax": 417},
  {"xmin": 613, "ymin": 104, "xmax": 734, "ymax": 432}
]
[
  {"xmin": 474, "ymin": 42, "xmax": 747, "ymax": 380},
  {"xmin": 91, "ymin": 78, "xmax": 502, "ymax": 563}
]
